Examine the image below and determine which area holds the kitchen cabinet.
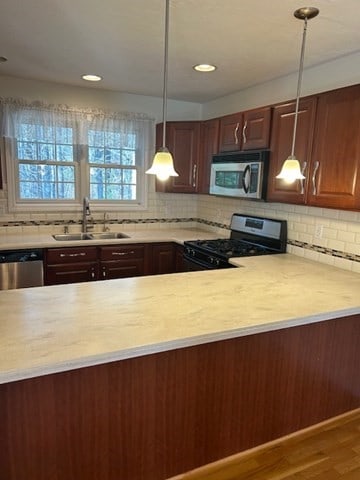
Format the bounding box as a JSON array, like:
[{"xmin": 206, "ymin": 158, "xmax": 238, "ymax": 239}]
[
  {"xmin": 44, "ymin": 244, "xmax": 147, "ymax": 285},
  {"xmin": 155, "ymin": 121, "xmax": 201, "ymax": 193},
  {"xmin": 44, "ymin": 247, "xmax": 98, "ymax": 285},
  {"xmin": 198, "ymin": 118, "xmax": 220, "ymax": 193},
  {"xmin": 218, "ymin": 107, "xmax": 271, "ymax": 153},
  {"xmin": 242, "ymin": 106, "xmax": 272, "ymax": 150},
  {"xmin": 307, "ymin": 84, "xmax": 360, "ymax": 209},
  {"xmin": 267, "ymin": 97, "xmax": 317, "ymax": 204},
  {"xmin": 267, "ymin": 84, "xmax": 360, "ymax": 210},
  {"xmin": 44, "ymin": 242, "xmax": 184, "ymax": 285},
  {"xmin": 218, "ymin": 112, "xmax": 243, "ymax": 152},
  {"xmin": 149, "ymin": 242, "xmax": 175, "ymax": 275},
  {"xmin": 99, "ymin": 244, "xmax": 147, "ymax": 280}
]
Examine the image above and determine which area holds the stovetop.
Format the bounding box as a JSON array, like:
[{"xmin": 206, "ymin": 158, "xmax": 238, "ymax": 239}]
[
  {"xmin": 184, "ymin": 214, "xmax": 287, "ymax": 267},
  {"xmin": 187, "ymin": 238, "xmax": 271, "ymax": 259}
]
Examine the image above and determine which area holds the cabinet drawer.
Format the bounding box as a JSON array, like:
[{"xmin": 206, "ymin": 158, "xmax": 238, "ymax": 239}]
[
  {"xmin": 46, "ymin": 247, "xmax": 98, "ymax": 264},
  {"xmin": 99, "ymin": 244, "xmax": 145, "ymax": 261},
  {"xmin": 45, "ymin": 262, "xmax": 98, "ymax": 285}
]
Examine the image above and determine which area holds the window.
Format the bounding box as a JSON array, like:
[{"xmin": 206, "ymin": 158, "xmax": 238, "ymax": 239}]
[{"xmin": 0, "ymin": 99, "xmax": 154, "ymax": 211}]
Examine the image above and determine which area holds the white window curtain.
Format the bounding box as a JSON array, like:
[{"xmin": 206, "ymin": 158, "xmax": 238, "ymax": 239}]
[{"xmin": 0, "ymin": 97, "xmax": 155, "ymax": 212}]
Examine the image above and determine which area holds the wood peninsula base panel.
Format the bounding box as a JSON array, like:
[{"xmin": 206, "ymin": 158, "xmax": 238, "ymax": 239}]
[{"xmin": 1, "ymin": 315, "xmax": 359, "ymax": 480}]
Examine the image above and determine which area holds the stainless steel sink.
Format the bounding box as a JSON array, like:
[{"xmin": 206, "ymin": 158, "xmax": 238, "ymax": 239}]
[
  {"xmin": 52, "ymin": 232, "xmax": 129, "ymax": 241},
  {"xmin": 89, "ymin": 232, "xmax": 129, "ymax": 240},
  {"xmin": 52, "ymin": 233, "xmax": 93, "ymax": 241}
]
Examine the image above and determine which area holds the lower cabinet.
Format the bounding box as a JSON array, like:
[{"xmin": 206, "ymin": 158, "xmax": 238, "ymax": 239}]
[
  {"xmin": 44, "ymin": 242, "xmax": 185, "ymax": 285},
  {"xmin": 99, "ymin": 244, "xmax": 147, "ymax": 280},
  {"xmin": 149, "ymin": 243, "xmax": 175, "ymax": 275},
  {"xmin": 44, "ymin": 247, "xmax": 99, "ymax": 285}
]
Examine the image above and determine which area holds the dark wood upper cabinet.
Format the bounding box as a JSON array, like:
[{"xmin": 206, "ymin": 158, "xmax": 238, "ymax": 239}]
[
  {"xmin": 307, "ymin": 84, "xmax": 360, "ymax": 210},
  {"xmin": 267, "ymin": 97, "xmax": 317, "ymax": 204},
  {"xmin": 267, "ymin": 84, "xmax": 360, "ymax": 210},
  {"xmin": 198, "ymin": 118, "xmax": 220, "ymax": 193},
  {"xmin": 218, "ymin": 112, "xmax": 243, "ymax": 152},
  {"xmin": 155, "ymin": 121, "xmax": 201, "ymax": 193},
  {"xmin": 242, "ymin": 106, "xmax": 272, "ymax": 150}
]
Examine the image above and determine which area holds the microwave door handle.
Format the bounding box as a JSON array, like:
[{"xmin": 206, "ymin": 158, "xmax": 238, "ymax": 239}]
[{"xmin": 242, "ymin": 165, "xmax": 251, "ymax": 193}]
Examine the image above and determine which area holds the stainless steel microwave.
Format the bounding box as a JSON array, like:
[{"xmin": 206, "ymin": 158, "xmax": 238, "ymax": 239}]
[{"xmin": 209, "ymin": 150, "xmax": 269, "ymax": 199}]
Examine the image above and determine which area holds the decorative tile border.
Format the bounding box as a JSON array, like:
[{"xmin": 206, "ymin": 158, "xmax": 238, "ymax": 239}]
[
  {"xmin": 288, "ymin": 239, "xmax": 360, "ymax": 263},
  {"xmin": 0, "ymin": 218, "xmax": 359, "ymax": 264}
]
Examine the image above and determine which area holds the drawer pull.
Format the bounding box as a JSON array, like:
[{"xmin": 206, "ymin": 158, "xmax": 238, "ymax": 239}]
[
  {"xmin": 111, "ymin": 251, "xmax": 135, "ymax": 256},
  {"xmin": 60, "ymin": 252, "xmax": 86, "ymax": 258}
]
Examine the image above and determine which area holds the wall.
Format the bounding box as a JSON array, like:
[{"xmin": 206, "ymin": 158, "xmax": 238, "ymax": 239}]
[{"xmin": 201, "ymin": 50, "xmax": 360, "ymax": 118}]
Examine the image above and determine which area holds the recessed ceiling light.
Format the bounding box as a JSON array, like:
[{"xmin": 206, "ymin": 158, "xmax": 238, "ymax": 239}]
[
  {"xmin": 82, "ymin": 74, "xmax": 102, "ymax": 82},
  {"xmin": 0, "ymin": 56, "xmax": 8, "ymax": 63},
  {"xmin": 193, "ymin": 64, "xmax": 217, "ymax": 73}
]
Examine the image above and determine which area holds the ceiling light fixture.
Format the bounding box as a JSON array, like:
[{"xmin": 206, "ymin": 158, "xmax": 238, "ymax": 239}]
[
  {"xmin": 82, "ymin": 74, "xmax": 102, "ymax": 82},
  {"xmin": 0, "ymin": 56, "xmax": 8, "ymax": 63},
  {"xmin": 276, "ymin": 6, "xmax": 319, "ymax": 184},
  {"xmin": 146, "ymin": 0, "xmax": 178, "ymax": 182},
  {"xmin": 193, "ymin": 64, "xmax": 217, "ymax": 73}
]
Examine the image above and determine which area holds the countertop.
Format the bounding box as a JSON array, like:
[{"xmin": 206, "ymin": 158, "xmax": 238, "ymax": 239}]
[
  {"xmin": 0, "ymin": 227, "xmax": 227, "ymax": 250},
  {"xmin": 0, "ymin": 253, "xmax": 359, "ymax": 385}
]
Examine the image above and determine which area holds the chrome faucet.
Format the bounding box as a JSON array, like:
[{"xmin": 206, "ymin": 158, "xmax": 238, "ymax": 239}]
[{"xmin": 82, "ymin": 197, "xmax": 92, "ymax": 233}]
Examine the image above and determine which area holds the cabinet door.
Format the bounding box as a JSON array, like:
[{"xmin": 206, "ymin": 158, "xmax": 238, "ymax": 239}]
[
  {"xmin": 155, "ymin": 122, "xmax": 200, "ymax": 193},
  {"xmin": 45, "ymin": 262, "xmax": 98, "ymax": 285},
  {"xmin": 307, "ymin": 84, "xmax": 360, "ymax": 209},
  {"xmin": 198, "ymin": 119, "xmax": 220, "ymax": 193},
  {"xmin": 99, "ymin": 244, "xmax": 146, "ymax": 279},
  {"xmin": 150, "ymin": 243, "xmax": 175, "ymax": 275},
  {"xmin": 218, "ymin": 113, "xmax": 243, "ymax": 152},
  {"xmin": 242, "ymin": 107, "xmax": 272, "ymax": 150},
  {"xmin": 267, "ymin": 98, "xmax": 317, "ymax": 204}
]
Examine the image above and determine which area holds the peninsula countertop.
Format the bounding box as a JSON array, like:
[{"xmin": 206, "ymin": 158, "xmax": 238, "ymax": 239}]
[{"xmin": 0, "ymin": 253, "xmax": 359, "ymax": 385}]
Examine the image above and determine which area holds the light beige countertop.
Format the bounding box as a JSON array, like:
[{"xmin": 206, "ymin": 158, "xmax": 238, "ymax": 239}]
[
  {"xmin": 0, "ymin": 253, "xmax": 359, "ymax": 385},
  {"xmin": 0, "ymin": 227, "xmax": 227, "ymax": 250}
]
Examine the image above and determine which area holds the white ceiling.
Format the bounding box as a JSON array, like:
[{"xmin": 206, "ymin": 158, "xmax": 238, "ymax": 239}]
[{"xmin": 0, "ymin": 0, "xmax": 359, "ymax": 103}]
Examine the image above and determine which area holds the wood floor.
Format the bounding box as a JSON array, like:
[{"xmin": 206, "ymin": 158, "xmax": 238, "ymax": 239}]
[{"xmin": 169, "ymin": 409, "xmax": 360, "ymax": 480}]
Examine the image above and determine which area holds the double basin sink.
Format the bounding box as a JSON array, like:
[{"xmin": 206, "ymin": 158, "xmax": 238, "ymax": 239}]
[{"xmin": 52, "ymin": 232, "xmax": 129, "ymax": 241}]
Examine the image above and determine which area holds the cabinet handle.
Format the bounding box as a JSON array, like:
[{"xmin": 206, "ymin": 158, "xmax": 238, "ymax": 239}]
[
  {"xmin": 234, "ymin": 122, "xmax": 240, "ymax": 145},
  {"xmin": 192, "ymin": 164, "xmax": 197, "ymax": 188},
  {"xmin": 60, "ymin": 252, "xmax": 86, "ymax": 258},
  {"xmin": 102, "ymin": 269, "xmax": 106, "ymax": 278},
  {"xmin": 111, "ymin": 251, "xmax": 135, "ymax": 256},
  {"xmin": 300, "ymin": 161, "xmax": 307, "ymax": 195},
  {"xmin": 242, "ymin": 121, "xmax": 248, "ymax": 144},
  {"xmin": 312, "ymin": 161, "xmax": 319, "ymax": 195},
  {"xmin": 91, "ymin": 271, "xmax": 95, "ymax": 279}
]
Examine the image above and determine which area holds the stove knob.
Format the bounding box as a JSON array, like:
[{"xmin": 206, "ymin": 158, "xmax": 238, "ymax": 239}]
[
  {"xmin": 185, "ymin": 247, "xmax": 190, "ymax": 255},
  {"xmin": 209, "ymin": 256, "xmax": 214, "ymax": 264},
  {"xmin": 215, "ymin": 258, "xmax": 220, "ymax": 266},
  {"xmin": 191, "ymin": 249, "xmax": 196, "ymax": 257}
]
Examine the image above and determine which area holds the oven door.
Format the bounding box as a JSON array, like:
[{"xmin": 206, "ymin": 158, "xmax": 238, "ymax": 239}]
[{"xmin": 183, "ymin": 254, "xmax": 214, "ymax": 271}]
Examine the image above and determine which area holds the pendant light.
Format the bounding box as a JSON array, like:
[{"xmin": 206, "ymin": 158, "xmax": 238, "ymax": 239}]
[
  {"xmin": 276, "ymin": 6, "xmax": 319, "ymax": 183},
  {"xmin": 146, "ymin": 0, "xmax": 179, "ymax": 182}
]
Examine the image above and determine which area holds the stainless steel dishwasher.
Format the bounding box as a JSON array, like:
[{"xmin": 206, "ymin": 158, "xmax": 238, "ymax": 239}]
[{"xmin": 0, "ymin": 249, "xmax": 44, "ymax": 290}]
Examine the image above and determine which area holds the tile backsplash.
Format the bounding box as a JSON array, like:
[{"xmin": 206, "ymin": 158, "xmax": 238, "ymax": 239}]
[{"xmin": 0, "ymin": 186, "xmax": 359, "ymax": 273}]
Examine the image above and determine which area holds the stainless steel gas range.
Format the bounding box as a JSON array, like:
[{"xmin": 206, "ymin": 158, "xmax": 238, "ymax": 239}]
[{"xmin": 183, "ymin": 214, "xmax": 287, "ymax": 271}]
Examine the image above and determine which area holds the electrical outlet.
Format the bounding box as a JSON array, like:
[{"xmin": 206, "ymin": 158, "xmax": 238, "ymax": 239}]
[{"xmin": 314, "ymin": 224, "xmax": 323, "ymax": 239}]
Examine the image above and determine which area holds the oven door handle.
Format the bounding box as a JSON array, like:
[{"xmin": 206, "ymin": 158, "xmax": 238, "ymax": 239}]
[{"xmin": 242, "ymin": 165, "xmax": 251, "ymax": 193}]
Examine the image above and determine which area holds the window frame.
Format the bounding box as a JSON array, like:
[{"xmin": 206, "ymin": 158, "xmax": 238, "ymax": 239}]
[{"xmin": 3, "ymin": 112, "xmax": 151, "ymax": 213}]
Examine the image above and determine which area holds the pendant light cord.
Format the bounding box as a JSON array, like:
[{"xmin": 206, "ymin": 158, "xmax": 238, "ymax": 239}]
[
  {"xmin": 291, "ymin": 17, "xmax": 308, "ymax": 157},
  {"xmin": 161, "ymin": 0, "xmax": 170, "ymax": 149}
]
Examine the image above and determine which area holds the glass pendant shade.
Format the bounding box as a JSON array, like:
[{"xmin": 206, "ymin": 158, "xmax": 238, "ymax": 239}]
[
  {"xmin": 276, "ymin": 155, "xmax": 305, "ymax": 183},
  {"xmin": 146, "ymin": 147, "xmax": 178, "ymax": 181}
]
